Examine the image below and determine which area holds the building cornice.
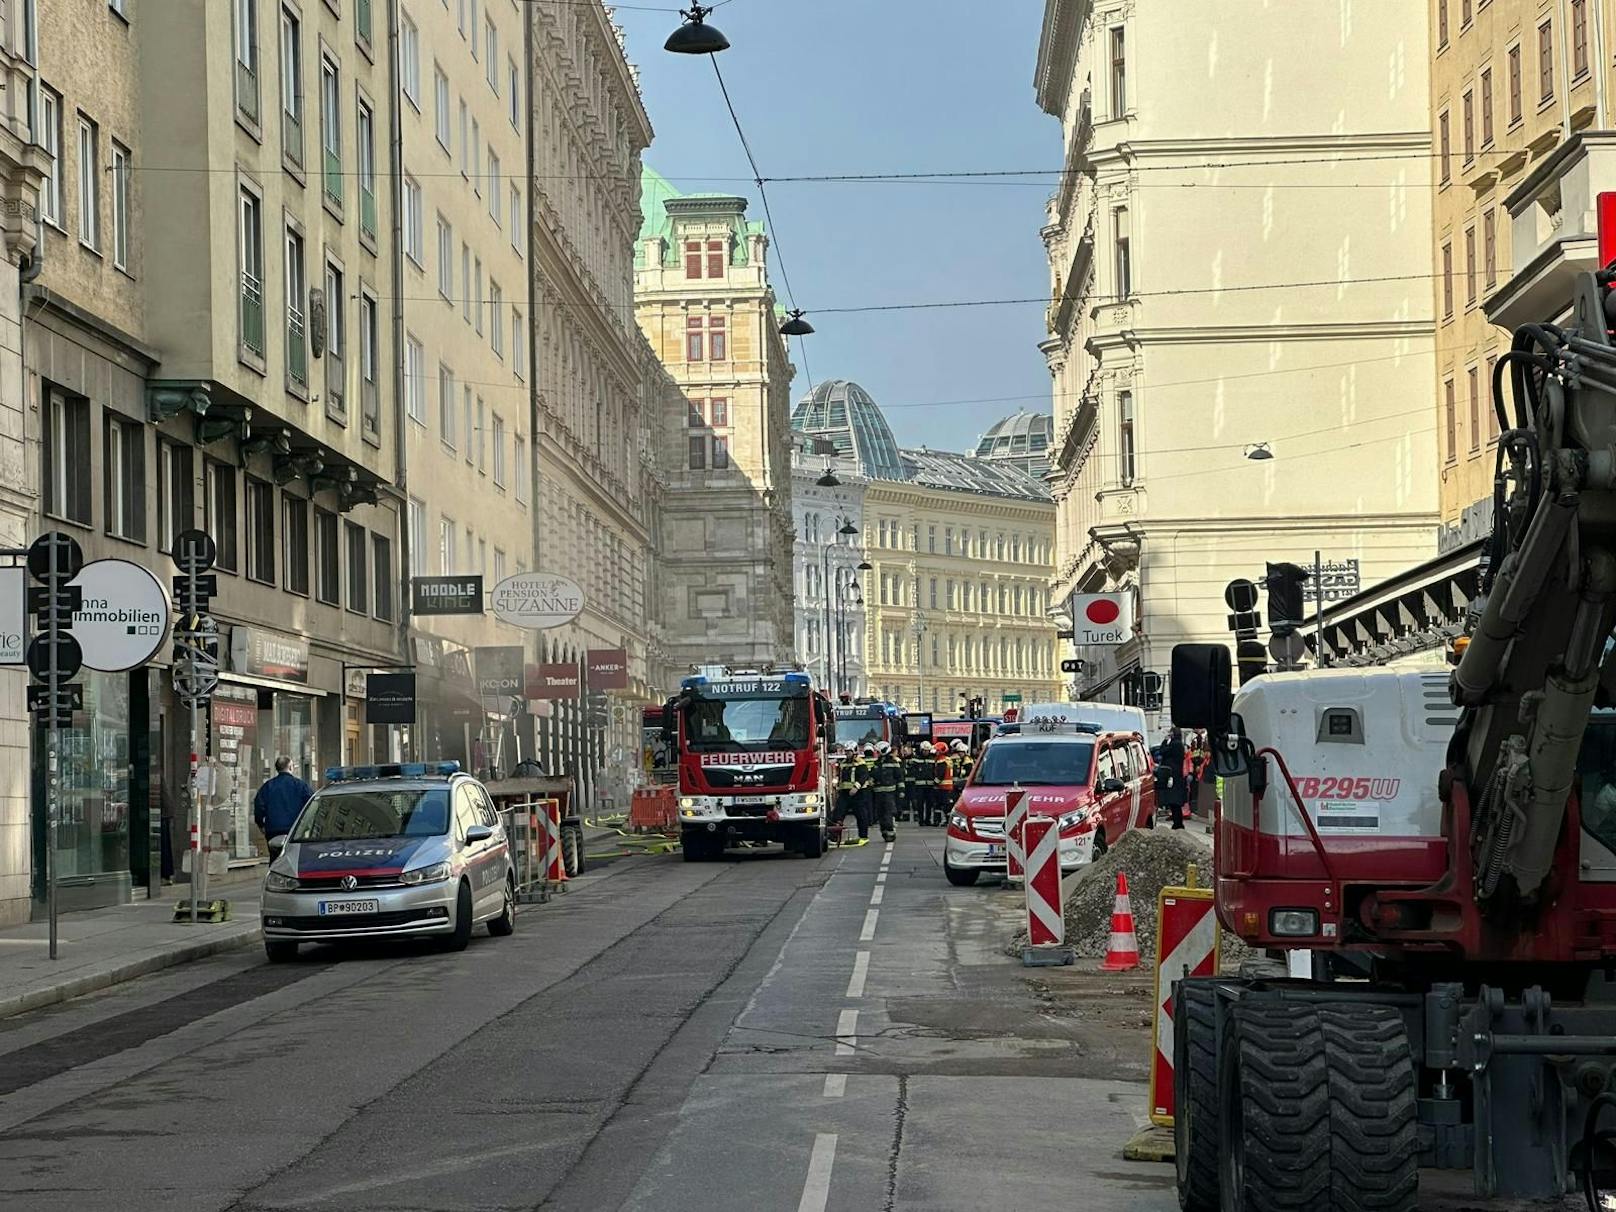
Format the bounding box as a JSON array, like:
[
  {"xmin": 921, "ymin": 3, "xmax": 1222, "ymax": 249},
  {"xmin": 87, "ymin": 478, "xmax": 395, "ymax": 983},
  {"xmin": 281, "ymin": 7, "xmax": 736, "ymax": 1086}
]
[
  {"xmin": 1090, "ymin": 130, "xmax": 1433, "ymax": 166},
  {"xmin": 1087, "ymin": 318, "xmax": 1433, "ymax": 352},
  {"xmin": 1033, "ymin": 0, "xmax": 1090, "ymax": 117}
]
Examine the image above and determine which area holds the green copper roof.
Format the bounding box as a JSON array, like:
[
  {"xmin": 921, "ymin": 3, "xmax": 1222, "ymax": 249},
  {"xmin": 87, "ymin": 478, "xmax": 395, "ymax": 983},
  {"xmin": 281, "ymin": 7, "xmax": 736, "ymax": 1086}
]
[{"xmin": 637, "ymin": 165, "xmax": 766, "ymax": 270}]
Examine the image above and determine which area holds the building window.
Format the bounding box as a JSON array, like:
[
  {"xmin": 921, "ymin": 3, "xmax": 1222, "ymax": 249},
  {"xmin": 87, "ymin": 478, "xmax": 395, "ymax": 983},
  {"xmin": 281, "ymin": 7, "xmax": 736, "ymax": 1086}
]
[
  {"xmin": 324, "ymin": 260, "xmax": 346, "ymax": 413},
  {"xmin": 1468, "ymin": 366, "xmax": 1481, "ymax": 453},
  {"xmin": 245, "ymin": 476, "xmax": 275, "ymax": 584},
  {"xmin": 1437, "ymin": 0, "xmax": 1448, "ymax": 48},
  {"xmin": 439, "ymin": 516, "xmax": 455, "ymax": 573},
  {"xmin": 1573, "ymin": 0, "xmax": 1589, "ymax": 78},
  {"xmin": 461, "ymin": 242, "xmax": 471, "ymax": 321},
  {"xmin": 405, "ymin": 334, "xmax": 425, "ymax": 423},
  {"xmin": 513, "ymin": 308, "xmax": 525, "ymax": 378},
  {"xmin": 1486, "ymin": 354, "xmax": 1500, "ymax": 439},
  {"xmin": 1465, "ymin": 227, "xmax": 1477, "ymax": 307},
  {"xmin": 1462, "ymin": 91, "xmax": 1473, "ymax": 163},
  {"xmin": 373, "ymin": 534, "xmax": 392, "ymax": 621},
  {"xmin": 684, "ymin": 240, "xmax": 701, "ymax": 279},
  {"xmin": 434, "ymin": 65, "xmax": 451, "ymax": 149},
  {"xmin": 1442, "ymin": 242, "xmax": 1454, "ymax": 319},
  {"xmin": 710, "ymin": 397, "xmax": 729, "ymax": 427},
  {"xmin": 205, "ymin": 461, "xmax": 239, "ymax": 573},
  {"xmin": 485, "ymin": 18, "xmax": 498, "ymax": 88},
  {"xmin": 1118, "ymin": 390, "xmax": 1136, "ymax": 484},
  {"xmin": 110, "ymin": 141, "xmax": 130, "ymax": 271},
  {"xmin": 492, "ymin": 414, "xmax": 507, "ymax": 486},
  {"xmin": 1444, "ymin": 379, "xmax": 1457, "ymax": 462},
  {"xmin": 463, "ymin": 386, "xmax": 473, "ymax": 463},
  {"xmin": 38, "ymin": 86, "xmax": 61, "ymax": 226},
  {"xmin": 283, "ymin": 495, "xmax": 309, "ymax": 594},
  {"xmin": 509, "ymin": 58, "xmax": 521, "ymax": 128},
  {"xmin": 280, "ymin": 7, "xmax": 303, "ymax": 167},
  {"xmin": 104, "ymin": 414, "xmax": 145, "ymax": 542},
  {"xmin": 345, "ymin": 521, "xmax": 367, "ymax": 614},
  {"xmin": 1539, "ymin": 21, "xmax": 1554, "ymax": 103},
  {"xmin": 403, "ymin": 176, "xmax": 423, "ymax": 264},
  {"xmin": 688, "ymin": 435, "xmax": 706, "ymax": 470},
  {"xmin": 235, "ymin": 0, "xmax": 260, "ymax": 124},
  {"xmin": 475, "ymin": 396, "xmax": 486, "ymax": 471},
  {"xmin": 406, "ymin": 497, "xmax": 425, "ymax": 577},
  {"xmin": 357, "ymin": 95, "xmax": 377, "ymax": 239},
  {"xmin": 686, "ymin": 315, "xmax": 704, "ymax": 360},
  {"xmin": 1113, "ymin": 207, "xmax": 1132, "ymax": 297},
  {"xmin": 1481, "ymin": 67, "xmax": 1494, "ymax": 145},
  {"xmin": 284, "ymin": 224, "xmax": 307, "ymax": 388},
  {"xmin": 458, "ymin": 99, "xmax": 468, "ymax": 175},
  {"xmin": 157, "ymin": 440, "xmax": 193, "ymax": 553},
  {"xmin": 1508, "ymin": 44, "xmax": 1522, "ymax": 123},
  {"xmin": 320, "ymin": 52, "xmax": 342, "ymax": 206},
  {"xmin": 1461, "ymin": 0, "xmax": 1471, "ymax": 26},
  {"xmin": 439, "ymin": 364, "xmax": 455, "ymax": 446},
  {"xmin": 471, "ymin": 118, "xmax": 481, "ymax": 196},
  {"xmin": 713, "ymin": 436, "xmax": 730, "ymax": 470},
  {"xmin": 489, "ymin": 151, "xmax": 501, "ymax": 225},
  {"xmin": 239, "ymin": 186, "xmax": 265, "ymax": 358},
  {"xmin": 1109, "ymin": 25, "xmax": 1126, "ymax": 116},
  {"xmin": 490, "ymin": 281, "xmax": 503, "ymax": 356},
  {"xmin": 514, "ymin": 434, "xmax": 527, "ymax": 505},
  {"xmin": 510, "ymin": 184, "xmax": 522, "ymax": 252},
  {"xmin": 437, "ymin": 215, "xmax": 453, "ymax": 299},
  {"xmin": 1438, "ymin": 111, "xmax": 1450, "ymax": 183},
  {"xmin": 400, "ymin": 14, "xmax": 420, "ymax": 105},
  {"xmin": 706, "ymin": 239, "xmax": 725, "ymax": 278},
  {"xmin": 77, "ymin": 115, "xmax": 99, "ymax": 249},
  {"xmin": 355, "ymin": 0, "xmax": 373, "ymax": 47},
  {"xmin": 315, "ymin": 507, "xmax": 340, "ymax": 603},
  {"xmin": 359, "ymin": 290, "xmax": 379, "ymax": 436}
]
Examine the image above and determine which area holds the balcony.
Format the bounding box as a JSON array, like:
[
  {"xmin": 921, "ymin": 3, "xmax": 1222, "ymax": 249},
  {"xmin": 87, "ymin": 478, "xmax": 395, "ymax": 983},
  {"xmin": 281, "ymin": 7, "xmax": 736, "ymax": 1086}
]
[
  {"xmin": 286, "ymin": 305, "xmax": 308, "ymax": 388},
  {"xmin": 1049, "ymin": 201, "xmax": 1096, "ymax": 337},
  {"xmin": 1487, "ymin": 131, "xmax": 1616, "ymax": 330},
  {"xmin": 240, "ymin": 270, "xmax": 265, "ymax": 358}
]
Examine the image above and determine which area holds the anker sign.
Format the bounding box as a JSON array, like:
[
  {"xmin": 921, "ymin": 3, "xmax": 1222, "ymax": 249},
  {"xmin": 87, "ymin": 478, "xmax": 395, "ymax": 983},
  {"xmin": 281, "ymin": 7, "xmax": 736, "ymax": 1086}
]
[{"xmin": 411, "ymin": 575, "xmax": 484, "ymax": 616}]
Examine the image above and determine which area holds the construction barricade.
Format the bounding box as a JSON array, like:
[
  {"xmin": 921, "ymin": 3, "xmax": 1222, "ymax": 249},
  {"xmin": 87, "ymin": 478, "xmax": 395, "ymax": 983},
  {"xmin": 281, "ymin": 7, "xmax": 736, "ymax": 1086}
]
[
  {"xmin": 629, "ymin": 785, "xmax": 677, "ymax": 832},
  {"xmin": 1021, "ymin": 815, "xmax": 1073, "ymax": 967},
  {"xmin": 1147, "ymin": 867, "xmax": 1219, "ymax": 1126},
  {"xmin": 1005, "ymin": 786, "xmax": 1028, "ymax": 884}
]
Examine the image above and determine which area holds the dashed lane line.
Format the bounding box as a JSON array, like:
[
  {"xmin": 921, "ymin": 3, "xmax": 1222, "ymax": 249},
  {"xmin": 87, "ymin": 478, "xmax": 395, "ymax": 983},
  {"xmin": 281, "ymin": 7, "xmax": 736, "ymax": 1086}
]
[
  {"xmin": 822, "ymin": 1073, "xmax": 847, "ymax": 1098},
  {"xmin": 835, "ymin": 1009, "xmax": 859, "ymax": 1057},
  {"xmin": 797, "ymin": 1134, "xmax": 838, "ymax": 1212},
  {"xmin": 870, "ymin": 886, "xmax": 884, "ymax": 906},
  {"xmin": 875, "ymin": 872, "xmax": 886, "ymax": 883},
  {"xmin": 859, "ymin": 909, "xmax": 879, "ymax": 942},
  {"xmin": 846, "ymin": 950, "xmax": 870, "ymax": 999}
]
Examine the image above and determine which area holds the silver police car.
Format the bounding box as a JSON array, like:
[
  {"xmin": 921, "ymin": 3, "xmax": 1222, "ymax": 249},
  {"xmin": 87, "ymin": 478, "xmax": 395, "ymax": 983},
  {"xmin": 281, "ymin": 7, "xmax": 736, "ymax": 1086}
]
[{"xmin": 260, "ymin": 761, "xmax": 515, "ymax": 961}]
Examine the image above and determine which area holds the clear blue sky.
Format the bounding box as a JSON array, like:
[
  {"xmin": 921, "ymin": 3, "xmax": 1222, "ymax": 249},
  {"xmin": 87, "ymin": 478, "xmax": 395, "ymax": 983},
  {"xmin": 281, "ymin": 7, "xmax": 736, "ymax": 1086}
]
[{"xmin": 614, "ymin": 0, "xmax": 1060, "ymax": 454}]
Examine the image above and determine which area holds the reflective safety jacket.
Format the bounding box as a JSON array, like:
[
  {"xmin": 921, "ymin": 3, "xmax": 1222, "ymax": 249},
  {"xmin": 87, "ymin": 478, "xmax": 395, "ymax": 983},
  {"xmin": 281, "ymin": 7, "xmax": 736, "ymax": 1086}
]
[
  {"xmin": 935, "ymin": 757, "xmax": 954, "ymax": 792},
  {"xmin": 852, "ymin": 758, "xmax": 875, "ymax": 791},
  {"xmin": 957, "ymin": 755, "xmax": 975, "ymax": 784},
  {"xmin": 906, "ymin": 755, "xmax": 934, "ymax": 788},
  {"xmin": 837, "ymin": 758, "xmax": 860, "ymax": 792},
  {"xmin": 871, "ymin": 755, "xmax": 903, "ymax": 794}
]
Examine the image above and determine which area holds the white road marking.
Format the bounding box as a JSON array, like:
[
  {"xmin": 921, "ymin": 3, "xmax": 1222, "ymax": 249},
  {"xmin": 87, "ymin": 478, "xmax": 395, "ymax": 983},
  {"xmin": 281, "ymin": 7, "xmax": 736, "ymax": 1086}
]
[
  {"xmin": 884, "ymin": 842, "xmax": 895, "ymax": 854},
  {"xmin": 835, "ymin": 1009, "xmax": 859, "ymax": 1056},
  {"xmin": 822, "ymin": 1073, "xmax": 847, "ymax": 1098},
  {"xmin": 859, "ymin": 909, "xmax": 879, "ymax": 941},
  {"xmin": 798, "ymin": 1134, "xmax": 838, "ymax": 1212},
  {"xmin": 870, "ymin": 886, "xmax": 884, "ymax": 906},
  {"xmin": 846, "ymin": 950, "xmax": 870, "ymax": 999},
  {"xmin": 875, "ymin": 872, "xmax": 886, "ymax": 884}
]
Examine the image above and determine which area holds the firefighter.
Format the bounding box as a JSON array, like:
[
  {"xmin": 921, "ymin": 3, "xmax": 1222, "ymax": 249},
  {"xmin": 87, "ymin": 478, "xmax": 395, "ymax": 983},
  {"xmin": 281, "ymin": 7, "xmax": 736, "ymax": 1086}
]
[
  {"xmin": 893, "ymin": 743, "xmax": 912, "ymax": 822},
  {"xmin": 950, "ymin": 739, "xmax": 972, "ymax": 791},
  {"xmin": 906, "ymin": 742, "xmax": 935, "ymax": 825},
  {"xmin": 835, "ymin": 746, "xmax": 860, "ymax": 839},
  {"xmin": 870, "ymin": 741, "xmax": 902, "ymax": 843},
  {"xmin": 850, "ymin": 745, "xmax": 877, "ymax": 840},
  {"xmin": 932, "ymin": 741, "xmax": 955, "ymax": 827}
]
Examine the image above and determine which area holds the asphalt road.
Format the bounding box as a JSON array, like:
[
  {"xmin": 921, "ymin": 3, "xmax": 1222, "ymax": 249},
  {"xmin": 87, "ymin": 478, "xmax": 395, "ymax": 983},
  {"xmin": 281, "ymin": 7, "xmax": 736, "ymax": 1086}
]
[{"xmin": 0, "ymin": 830, "xmax": 1168, "ymax": 1212}]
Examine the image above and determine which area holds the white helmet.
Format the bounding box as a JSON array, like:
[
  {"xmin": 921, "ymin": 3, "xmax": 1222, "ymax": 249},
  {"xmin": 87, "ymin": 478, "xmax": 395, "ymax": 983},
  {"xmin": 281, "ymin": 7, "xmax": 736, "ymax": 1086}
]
[
  {"xmin": 951, "ymin": 740, "xmax": 968, "ymax": 753},
  {"xmin": 877, "ymin": 741, "xmax": 892, "ymax": 754}
]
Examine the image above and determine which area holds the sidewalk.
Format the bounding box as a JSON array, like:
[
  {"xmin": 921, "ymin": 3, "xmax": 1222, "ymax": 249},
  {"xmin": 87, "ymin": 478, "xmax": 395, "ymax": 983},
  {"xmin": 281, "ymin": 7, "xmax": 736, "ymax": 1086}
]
[{"xmin": 0, "ymin": 876, "xmax": 263, "ymax": 1022}]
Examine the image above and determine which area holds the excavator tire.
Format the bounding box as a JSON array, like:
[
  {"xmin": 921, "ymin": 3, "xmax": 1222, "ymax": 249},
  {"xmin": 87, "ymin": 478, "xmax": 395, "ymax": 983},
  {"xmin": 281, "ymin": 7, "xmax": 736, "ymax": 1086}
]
[
  {"xmin": 1320, "ymin": 1006, "xmax": 1418, "ymax": 1212},
  {"xmin": 1174, "ymin": 979, "xmax": 1220, "ymax": 1212},
  {"xmin": 1220, "ymin": 1002, "xmax": 1331, "ymax": 1212}
]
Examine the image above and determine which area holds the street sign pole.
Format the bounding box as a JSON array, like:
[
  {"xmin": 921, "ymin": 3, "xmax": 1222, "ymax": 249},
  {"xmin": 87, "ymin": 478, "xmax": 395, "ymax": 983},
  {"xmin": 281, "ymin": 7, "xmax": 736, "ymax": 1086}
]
[
  {"xmin": 170, "ymin": 530, "xmax": 219, "ymax": 924},
  {"xmin": 46, "ymin": 531, "xmax": 58, "ymax": 961},
  {"xmin": 1313, "ymin": 549, "xmax": 1326, "ymax": 668}
]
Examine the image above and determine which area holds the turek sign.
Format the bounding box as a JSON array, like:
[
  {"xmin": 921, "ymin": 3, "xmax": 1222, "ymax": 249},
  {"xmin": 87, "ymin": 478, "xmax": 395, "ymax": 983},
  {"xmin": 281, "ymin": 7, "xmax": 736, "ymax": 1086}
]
[{"xmin": 1068, "ymin": 593, "xmax": 1134, "ymax": 647}]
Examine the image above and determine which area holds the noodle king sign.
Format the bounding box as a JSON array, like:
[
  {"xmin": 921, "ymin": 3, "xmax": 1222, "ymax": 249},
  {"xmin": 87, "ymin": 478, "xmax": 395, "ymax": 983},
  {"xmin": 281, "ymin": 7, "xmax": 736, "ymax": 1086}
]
[{"xmin": 490, "ymin": 573, "xmax": 584, "ymax": 631}]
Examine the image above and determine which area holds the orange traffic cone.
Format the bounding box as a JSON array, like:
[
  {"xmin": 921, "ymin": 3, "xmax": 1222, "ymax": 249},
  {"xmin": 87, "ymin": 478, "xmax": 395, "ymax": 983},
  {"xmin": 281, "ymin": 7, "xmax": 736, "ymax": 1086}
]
[{"xmin": 1100, "ymin": 872, "xmax": 1141, "ymax": 971}]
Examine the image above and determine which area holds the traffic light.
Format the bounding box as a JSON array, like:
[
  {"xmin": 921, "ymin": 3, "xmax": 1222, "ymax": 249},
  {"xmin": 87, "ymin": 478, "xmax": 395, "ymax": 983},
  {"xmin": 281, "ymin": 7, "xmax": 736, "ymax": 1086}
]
[
  {"xmin": 1265, "ymin": 562, "xmax": 1310, "ymax": 639},
  {"xmin": 1141, "ymin": 671, "xmax": 1164, "ymax": 711}
]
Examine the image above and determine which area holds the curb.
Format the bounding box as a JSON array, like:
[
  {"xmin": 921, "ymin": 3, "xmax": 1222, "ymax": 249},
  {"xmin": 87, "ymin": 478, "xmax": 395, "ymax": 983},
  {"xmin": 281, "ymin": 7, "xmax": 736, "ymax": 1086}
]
[{"xmin": 0, "ymin": 926, "xmax": 260, "ymax": 1022}]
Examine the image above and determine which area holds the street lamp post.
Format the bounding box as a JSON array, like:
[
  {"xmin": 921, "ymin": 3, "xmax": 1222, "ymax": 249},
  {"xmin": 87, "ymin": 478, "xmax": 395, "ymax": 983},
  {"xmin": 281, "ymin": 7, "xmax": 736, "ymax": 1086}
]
[
  {"xmin": 818, "ymin": 516, "xmax": 860, "ymax": 699},
  {"xmin": 836, "ymin": 571, "xmax": 863, "ymax": 698}
]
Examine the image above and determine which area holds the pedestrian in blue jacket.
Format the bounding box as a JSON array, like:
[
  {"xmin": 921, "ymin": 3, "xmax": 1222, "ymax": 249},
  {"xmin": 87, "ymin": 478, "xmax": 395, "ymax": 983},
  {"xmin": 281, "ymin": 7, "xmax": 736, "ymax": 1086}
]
[{"xmin": 253, "ymin": 757, "xmax": 314, "ymax": 840}]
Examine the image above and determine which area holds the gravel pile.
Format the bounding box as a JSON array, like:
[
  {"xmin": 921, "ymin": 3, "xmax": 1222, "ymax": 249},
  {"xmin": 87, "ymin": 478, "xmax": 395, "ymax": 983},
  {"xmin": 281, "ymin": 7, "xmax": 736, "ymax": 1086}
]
[{"xmin": 1009, "ymin": 829, "xmax": 1253, "ymax": 972}]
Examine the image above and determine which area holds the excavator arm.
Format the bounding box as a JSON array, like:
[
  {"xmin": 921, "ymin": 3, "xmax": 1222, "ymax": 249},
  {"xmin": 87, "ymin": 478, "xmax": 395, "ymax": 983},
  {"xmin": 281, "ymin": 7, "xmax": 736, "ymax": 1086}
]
[{"xmin": 1451, "ymin": 270, "xmax": 1616, "ymax": 912}]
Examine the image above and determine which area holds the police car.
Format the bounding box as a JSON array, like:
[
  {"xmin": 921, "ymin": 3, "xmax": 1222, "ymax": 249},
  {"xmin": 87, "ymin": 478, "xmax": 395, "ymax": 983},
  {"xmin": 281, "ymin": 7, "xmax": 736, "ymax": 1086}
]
[
  {"xmin": 943, "ymin": 717, "xmax": 1156, "ymax": 886},
  {"xmin": 260, "ymin": 761, "xmax": 516, "ymax": 961}
]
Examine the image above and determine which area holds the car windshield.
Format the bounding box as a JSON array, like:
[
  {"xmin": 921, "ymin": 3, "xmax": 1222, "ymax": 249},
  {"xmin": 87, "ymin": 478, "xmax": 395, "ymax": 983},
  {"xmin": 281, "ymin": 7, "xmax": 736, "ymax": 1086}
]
[
  {"xmin": 684, "ymin": 695, "xmax": 810, "ymax": 749},
  {"xmin": 289, "ymin": 788, "xmax": 452, "ymax": 842},
  {"xmin": 972, "ymin": 741, "xmax": 1094, "ymax": 787},
  {"xmin": 835, "ymin": 716, "xmax": 888, "ymax": 749}
]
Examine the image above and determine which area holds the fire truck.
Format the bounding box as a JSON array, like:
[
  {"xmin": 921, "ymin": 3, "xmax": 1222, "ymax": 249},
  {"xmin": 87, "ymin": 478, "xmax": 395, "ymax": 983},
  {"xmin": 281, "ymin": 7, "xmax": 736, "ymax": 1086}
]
[
  {"xmin": 1167, "ymin": 250, "xmax": 1616, "ymax": 1209},
  {"xmin": 661, "ymin": 666, "xmax": 835, "ymax": 860}
]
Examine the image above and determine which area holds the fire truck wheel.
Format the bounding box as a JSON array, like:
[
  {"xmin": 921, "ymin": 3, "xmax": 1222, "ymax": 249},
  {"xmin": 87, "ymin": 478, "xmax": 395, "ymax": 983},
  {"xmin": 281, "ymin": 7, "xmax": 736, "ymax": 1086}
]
[
  {"xmin": 562, "ymin": 827, "xmax": 582, "ymax": 878},
  {"xmin": 1319, "ymin": 1006, "xmax": 1417, "ymax": 1212},
  {"xmin": 800, "ymin": 825, "xmax": 825, "ymax": 859},
  {"xmin": 1219, "ymin": 1002, "xmax": 1329, "ymax": 1212},
  {"xmin": 1174, "ymin": 979, "xmax": 1220, "ymax": 1212}
]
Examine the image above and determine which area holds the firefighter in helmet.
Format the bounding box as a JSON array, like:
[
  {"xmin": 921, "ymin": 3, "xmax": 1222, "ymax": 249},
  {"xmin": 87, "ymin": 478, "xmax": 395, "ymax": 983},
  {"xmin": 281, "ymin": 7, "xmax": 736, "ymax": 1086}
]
[
  {"xmin": 905, "ymin": 742, "xmax": 934, "ymax": 825},
  {"xmin": 870, "ymin": 741, "xmax": 902, "ymax": 843},
  {"xmin": 931, "ymin": 741, "xmax": 955, "ymax": 826}
]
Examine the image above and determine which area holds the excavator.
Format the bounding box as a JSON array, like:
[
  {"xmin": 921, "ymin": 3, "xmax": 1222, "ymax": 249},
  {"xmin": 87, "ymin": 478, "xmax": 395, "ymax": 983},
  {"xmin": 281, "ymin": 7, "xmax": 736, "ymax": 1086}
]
[{"xmin": 1169, "ymin": 247, "xmax": 1616, "ymax": 1211}]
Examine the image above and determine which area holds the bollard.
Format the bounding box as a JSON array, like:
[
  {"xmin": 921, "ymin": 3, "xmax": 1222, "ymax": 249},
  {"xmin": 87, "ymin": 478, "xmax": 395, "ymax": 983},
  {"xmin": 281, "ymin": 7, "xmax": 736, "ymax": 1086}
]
[{"xmin": 1021, "ymin": 815, "xmax": 1073, "ymax": 967}]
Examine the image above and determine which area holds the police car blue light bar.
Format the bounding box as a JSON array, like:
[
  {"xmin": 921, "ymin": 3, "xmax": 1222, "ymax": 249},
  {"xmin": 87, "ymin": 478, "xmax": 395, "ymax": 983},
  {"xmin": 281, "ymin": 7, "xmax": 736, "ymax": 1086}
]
[
  {"xmin": 324, "ymin": 760, "xmax": 461, "ymax": 782},
  {"xmin": 995, "ymin": 720, "xmax": 1103, "ymax": 736}
]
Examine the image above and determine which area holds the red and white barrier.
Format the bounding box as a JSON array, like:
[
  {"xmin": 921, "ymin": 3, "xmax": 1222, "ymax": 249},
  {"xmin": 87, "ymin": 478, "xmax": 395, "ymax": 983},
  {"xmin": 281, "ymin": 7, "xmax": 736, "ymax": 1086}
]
[
  {"xmin": 542, "ymin": 798, "xmax": 568, "ymax": 883},
  {"xmin": 1021, "ymin": 815, "xmax": 1073, "ymax": 965},
  {"xmin": 1005, "ymin": 786, "xmax": 1029, "ymax": 882},
  {"xmin": 1148, "ymin": 883, "xmax": 1219, "ymax": 1125}
]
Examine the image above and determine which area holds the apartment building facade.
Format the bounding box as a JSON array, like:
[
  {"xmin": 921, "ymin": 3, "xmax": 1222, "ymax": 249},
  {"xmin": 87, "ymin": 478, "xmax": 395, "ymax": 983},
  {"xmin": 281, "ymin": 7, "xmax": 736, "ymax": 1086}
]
[
  {"xmin": 790, "ymin": 432, "xmax": 868, "ymax": 700},
  {"xmin": 636, "ymin": 171, "xmax": 796, "ymax": 674},
  {"xmin": 1035, "ymin": 0, "xmax": 1439, "ymax": 723}
]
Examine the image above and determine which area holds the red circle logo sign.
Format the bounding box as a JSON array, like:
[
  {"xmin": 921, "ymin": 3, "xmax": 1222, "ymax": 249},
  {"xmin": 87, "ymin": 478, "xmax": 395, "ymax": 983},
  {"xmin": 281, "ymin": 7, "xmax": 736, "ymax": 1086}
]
[{"xmin": 1084, "ymin": 598, "xmax": 1121, "ymax": 625}]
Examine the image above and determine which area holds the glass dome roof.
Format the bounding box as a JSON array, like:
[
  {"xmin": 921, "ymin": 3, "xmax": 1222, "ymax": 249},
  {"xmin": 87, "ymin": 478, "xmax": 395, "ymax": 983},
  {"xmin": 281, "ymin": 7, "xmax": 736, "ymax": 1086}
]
[
  {"xmin": 975, "ymin": 410, "xmax": 1053, "ymax": 459},
  {"xmin": 789, "ymin": 381, "xmax": 907, "ymax": 483}
]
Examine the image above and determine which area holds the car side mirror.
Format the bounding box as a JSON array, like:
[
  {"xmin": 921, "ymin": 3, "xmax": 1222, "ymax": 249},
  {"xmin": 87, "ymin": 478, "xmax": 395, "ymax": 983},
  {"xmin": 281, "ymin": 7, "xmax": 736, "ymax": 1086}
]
[
  {"xmin": 1100, "ymin": 777, "xmax": 1125, "ymax": 795},
  {"xmin": 267, "ymin": 835, "xmax": 288, "ymax": 861},
  {"xmin": 465, "ymin": 824, "xmax": 493, "ymax": 844}
]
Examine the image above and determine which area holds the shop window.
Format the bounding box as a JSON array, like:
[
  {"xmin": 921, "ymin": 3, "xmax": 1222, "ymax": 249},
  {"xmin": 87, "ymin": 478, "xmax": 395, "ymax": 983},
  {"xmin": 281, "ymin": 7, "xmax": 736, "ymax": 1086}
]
[
  {"xmin": 104, "ymin": 413, "xmax": 146, "ymax": 542},
  {"xmin": 345, "ymin": 520, "xmax": 367, "ymax": 614},
  {"xmin": 373, "ymin": 533, "xmax": 393, "ymax": 621},
  {"xmin": 245, "ymin": 476, "xmax": 275, "ymax": 584},
  {"xmin": 315, "ymin": 506, "xmax": 339, "ymax": 604},
  {"xmin": 283, "ymin": 494, "xmax": 309, "ymax": 595},
  {"xmin": 44, "ymin": 389, "xmax": 91, "ymax": 525},
  {"xmin": 205, "ymin": 460, "xmax": 239, "ymax": 572}
]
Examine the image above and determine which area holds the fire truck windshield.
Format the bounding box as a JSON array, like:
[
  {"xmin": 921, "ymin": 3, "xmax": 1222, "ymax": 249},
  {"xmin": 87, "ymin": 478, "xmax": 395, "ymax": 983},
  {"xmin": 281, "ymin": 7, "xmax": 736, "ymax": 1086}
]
[
  {"xmin": 683, "ymin": 694, "xmax": 810, "ymax": 750},
  {"xmin": 836, "ymin": 717, "xmax": 889, "ymax": 749}
]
